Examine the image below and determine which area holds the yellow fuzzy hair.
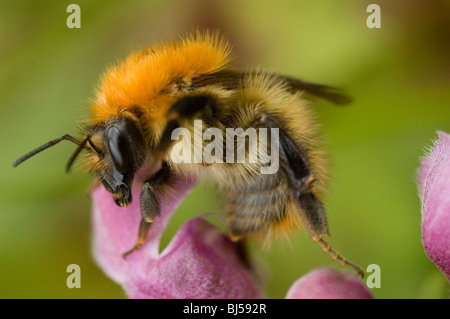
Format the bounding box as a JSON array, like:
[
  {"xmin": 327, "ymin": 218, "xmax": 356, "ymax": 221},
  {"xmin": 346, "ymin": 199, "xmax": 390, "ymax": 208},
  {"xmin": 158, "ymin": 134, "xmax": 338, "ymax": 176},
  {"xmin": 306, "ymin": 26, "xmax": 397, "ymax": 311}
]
[{"xmin": 89, "ymin": 31, "xmax": 231, "ymax": 126}]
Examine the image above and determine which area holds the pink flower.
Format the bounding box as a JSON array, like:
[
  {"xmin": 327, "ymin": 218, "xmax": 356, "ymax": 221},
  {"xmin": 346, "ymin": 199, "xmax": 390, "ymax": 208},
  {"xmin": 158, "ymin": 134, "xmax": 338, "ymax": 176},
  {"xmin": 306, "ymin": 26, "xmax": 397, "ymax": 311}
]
[
  {"xmin": 91, "ymin": 168, "xmax": 372, "ymax": 299},
  {"xmin": 419, "ymin": 131, "xmax": 450, "ymax": 282},
  {"xmin": 92, "ymin": 172, "xmax": 262, "ymax": 298},
  {"xmin": 286, "ymin": 268, "xmax": 373, "ymax": 299}
]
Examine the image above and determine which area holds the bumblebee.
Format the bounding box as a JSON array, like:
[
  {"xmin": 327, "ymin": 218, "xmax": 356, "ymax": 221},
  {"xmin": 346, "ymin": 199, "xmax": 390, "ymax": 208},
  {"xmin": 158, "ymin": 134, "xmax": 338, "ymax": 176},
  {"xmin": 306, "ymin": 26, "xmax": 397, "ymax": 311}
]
[{"xmin": 13, "ymin": 32, "xmax": 363, "ymax": 276}]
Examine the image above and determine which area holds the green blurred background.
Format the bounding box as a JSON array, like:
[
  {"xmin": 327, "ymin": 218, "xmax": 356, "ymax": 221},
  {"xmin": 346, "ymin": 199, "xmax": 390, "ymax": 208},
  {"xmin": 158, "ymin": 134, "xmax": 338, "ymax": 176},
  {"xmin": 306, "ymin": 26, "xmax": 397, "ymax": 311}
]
[{"xmin": 1, "ymin": 0, "xmax": 449, "ymax": 299}]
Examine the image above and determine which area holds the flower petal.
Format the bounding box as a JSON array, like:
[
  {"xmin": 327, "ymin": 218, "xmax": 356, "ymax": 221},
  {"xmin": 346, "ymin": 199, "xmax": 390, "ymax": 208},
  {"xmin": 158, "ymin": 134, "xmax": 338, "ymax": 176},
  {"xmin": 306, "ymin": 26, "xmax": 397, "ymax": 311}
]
[
  {"xmin": 285, "ymin": 268, "xmax": 373, "ymax": 299},
  {"xmin": 91, "ymin": 166, "xmax": 262, "ymax": 298},
  {"xmin": 419, "ymin": 131, "xmax": 450, "ymax": 282},
  {"xmin": 91, "ymin": 166, "xmax": 197, "ymax": 284},
  {"xmin": 125, "ymin": 216, "xmax": 263, "ymax": 299}
]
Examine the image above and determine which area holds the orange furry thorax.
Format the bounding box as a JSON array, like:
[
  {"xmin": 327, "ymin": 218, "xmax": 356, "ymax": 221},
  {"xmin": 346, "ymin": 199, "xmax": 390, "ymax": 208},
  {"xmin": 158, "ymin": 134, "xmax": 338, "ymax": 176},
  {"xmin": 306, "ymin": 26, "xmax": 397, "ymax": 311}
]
[{"xmin": 90, "ymin": 32, "xmax": 231, "ymax": 124}]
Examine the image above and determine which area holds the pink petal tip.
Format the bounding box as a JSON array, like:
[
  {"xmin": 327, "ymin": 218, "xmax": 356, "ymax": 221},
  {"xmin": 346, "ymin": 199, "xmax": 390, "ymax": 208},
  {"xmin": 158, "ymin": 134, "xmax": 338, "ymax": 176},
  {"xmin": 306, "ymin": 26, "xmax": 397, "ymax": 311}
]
[
  {"xmin": 285, "ymin": 268, "xmax": 373, "ymax": 299},
  {"xmin": 419, "ymin": 131, "xmax": 450, "ymax": 282}
]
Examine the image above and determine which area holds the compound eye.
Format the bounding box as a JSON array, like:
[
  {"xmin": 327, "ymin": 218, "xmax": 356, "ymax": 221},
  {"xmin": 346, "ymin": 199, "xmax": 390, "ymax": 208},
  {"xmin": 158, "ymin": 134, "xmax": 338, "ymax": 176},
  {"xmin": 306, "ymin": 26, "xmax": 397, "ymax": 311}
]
[{"xmin": 106, "ymin": 126, "xmax": 131, "ymax": 174}]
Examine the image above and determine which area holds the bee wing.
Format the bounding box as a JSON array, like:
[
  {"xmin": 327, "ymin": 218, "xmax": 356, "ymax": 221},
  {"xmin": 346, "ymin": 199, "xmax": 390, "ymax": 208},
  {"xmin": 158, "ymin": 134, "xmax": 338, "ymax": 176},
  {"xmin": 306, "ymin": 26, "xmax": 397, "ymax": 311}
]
[
  {"xmin": 191, "ymin": 70, "xmax": 242, "ymax": 90},
  {"xmin": 282, "ymin": 75, "xmax": 352, "ymax": 105},
  {"xmin": 192, "ymin": 70, "xmax": 352, "ymax": 105}
]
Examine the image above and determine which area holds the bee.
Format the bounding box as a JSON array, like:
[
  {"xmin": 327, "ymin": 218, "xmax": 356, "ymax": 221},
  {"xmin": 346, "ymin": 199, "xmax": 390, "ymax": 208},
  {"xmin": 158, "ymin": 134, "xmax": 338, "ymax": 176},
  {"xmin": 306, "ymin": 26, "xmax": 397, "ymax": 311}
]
[{"xmin": 13, "ymin": 31, "xmax": 363, "ymax": 276}]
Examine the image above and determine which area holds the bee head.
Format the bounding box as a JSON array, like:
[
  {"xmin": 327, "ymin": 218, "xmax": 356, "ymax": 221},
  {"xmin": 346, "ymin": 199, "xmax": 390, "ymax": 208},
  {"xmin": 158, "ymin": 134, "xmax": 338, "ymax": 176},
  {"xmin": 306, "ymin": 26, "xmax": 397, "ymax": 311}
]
[
  {"xmin": 85, "ymin": 117, "xmax": 147, "ymax": 207},
  {"xmin": 13, "ymin": 116, "xmax": 147, "ymax": 208}
]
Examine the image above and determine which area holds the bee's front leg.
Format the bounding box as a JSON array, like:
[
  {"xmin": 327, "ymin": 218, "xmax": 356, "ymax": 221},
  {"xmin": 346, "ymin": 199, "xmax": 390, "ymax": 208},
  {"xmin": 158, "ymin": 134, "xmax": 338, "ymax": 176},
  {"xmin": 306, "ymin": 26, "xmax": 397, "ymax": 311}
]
[{"xmin": 122, "ymin": 162, "xmax": 171, "ymax": 259}]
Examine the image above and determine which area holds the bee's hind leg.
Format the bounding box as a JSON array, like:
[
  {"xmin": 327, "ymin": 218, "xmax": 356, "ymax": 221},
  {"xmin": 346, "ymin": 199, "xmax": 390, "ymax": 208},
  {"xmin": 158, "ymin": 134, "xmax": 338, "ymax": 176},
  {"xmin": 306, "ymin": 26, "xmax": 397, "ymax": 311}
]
[
  {"xmin": 263, "ymin": 115, "xmax": 364, "ymax": 277},
  {"xmin": 122, "ymin": 162, "xmax": 171, "ymax": 259}
]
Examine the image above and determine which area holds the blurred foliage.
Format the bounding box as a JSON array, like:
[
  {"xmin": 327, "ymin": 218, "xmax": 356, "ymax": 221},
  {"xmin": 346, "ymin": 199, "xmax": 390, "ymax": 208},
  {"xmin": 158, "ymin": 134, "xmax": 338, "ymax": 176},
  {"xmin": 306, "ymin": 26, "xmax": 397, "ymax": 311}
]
[{"xmin": 1, "ymin": 0, "xmax": 449, "ymax": 299}]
